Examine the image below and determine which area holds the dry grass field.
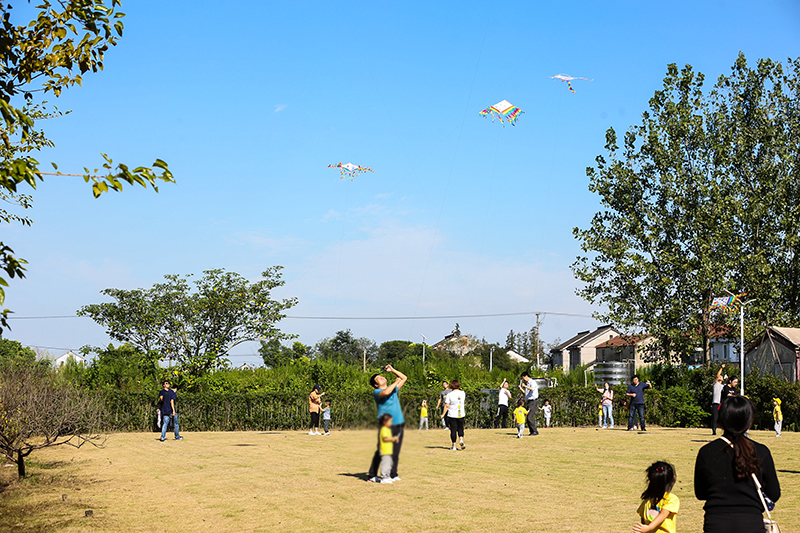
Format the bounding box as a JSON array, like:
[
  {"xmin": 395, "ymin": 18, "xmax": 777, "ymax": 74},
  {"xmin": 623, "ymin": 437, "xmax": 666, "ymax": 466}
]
[{"xmin": 0, "ymin": 426, "xmax": 797, "ymax": 532}]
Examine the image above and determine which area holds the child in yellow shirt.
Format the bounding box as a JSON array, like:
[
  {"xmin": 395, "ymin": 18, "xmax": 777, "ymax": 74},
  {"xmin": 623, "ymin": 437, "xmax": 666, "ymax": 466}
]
[
  {"xmin": 513, "ymin": 399, "xmax": 528, "ymax": 439},
  {"xmin": 773, "ymin": 398, "xmax": 782, "ymax": 437},
  {"xmin": 634, "ymin": 461, "xmax": 679, "ymax": 533},
  {"xmin": 419, "ymin": 400, "xmax": 429, "ymax": 430},
  {"xmin": 379, "ymin": 414, "xmax": 399, "ymax": 484}
]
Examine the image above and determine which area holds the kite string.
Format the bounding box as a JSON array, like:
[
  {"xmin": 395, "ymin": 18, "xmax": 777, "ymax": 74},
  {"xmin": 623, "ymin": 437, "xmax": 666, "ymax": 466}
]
[{"xmin": 408, "ymin": 0, "xmax": 496, "ymax": 340}]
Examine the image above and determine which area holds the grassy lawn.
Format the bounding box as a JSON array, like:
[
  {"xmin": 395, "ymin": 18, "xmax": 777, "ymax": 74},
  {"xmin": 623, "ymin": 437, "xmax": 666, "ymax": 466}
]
[{"xmin": 0, "ymin": 426, "xmax": 797, "ymax": 532}]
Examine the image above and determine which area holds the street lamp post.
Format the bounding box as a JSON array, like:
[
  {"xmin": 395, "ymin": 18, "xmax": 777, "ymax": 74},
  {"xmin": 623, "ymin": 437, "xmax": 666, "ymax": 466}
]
[
  {"xmin": 723, "ymin": 290, "xmax": 756, "ymax": 397},
  {"xmin": 421, "ymin": 334, "xmax": 427, "ymax": 366}
]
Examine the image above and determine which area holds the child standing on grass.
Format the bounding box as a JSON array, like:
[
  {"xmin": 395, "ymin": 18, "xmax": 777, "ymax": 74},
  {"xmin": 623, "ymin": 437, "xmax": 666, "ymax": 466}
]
[
  {"xmin": 540, "ymin": 400, "xmax": 552, "ymax": 428},
  {"xmin": 419, "ymin": 400, "xmax": 429, "ymax": 430},
  {"xmin": 634, "ymin": 461, "xmax": 679, "ymax": 533},
  {"xmin": 513, "ymin": 399, "xmax": 528, "ymax": 438},
  {"xmin": 322, "ymin": 400, "xmax": 331, "ymax": 436},
  {"xmin": 379, "ymin": 413, "xmax": 399, "ymax": 484},
  {"xmin": 773, "ymin": 398, "xmax": 782, "ymax": 437}
]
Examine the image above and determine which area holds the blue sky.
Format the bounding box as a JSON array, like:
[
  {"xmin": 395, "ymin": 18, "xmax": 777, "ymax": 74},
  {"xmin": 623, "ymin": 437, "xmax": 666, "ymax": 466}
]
[{"xmin": 5, "ymin": 0, "xmax": 799, "ymax": 365}]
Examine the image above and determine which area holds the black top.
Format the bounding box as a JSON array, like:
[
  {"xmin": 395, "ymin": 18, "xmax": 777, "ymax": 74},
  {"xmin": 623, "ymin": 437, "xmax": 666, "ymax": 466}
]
[
  {"xmin": 721, "ymin": 385, "xmax": 737, "ymax": 398},
  {"xmin": 694, "ymin": 433, "xmax": 781, "ymax": 515}
]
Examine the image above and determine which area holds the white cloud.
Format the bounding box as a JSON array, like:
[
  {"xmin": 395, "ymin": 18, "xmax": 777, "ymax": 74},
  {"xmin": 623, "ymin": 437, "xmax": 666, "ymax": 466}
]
[{"xmin": 274, "ymin": 104, "xmax": 288, "ymax": 113}]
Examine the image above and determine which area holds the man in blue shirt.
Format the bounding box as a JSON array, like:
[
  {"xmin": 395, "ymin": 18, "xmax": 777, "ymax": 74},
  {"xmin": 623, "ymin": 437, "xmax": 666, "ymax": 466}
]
[
  {"xmin": 158, "ymin": 381, "xmax": 183, "ymax": 441},
  {"xmin": 367, "ymin": 364, "xmax": 407, "ymax": 482},
  {"xmin": 625, "ymin": 375, "xmax": 653, "ymax": 431}
]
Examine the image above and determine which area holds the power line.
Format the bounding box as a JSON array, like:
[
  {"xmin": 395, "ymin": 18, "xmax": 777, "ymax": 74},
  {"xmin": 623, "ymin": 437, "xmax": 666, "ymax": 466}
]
[{"xmin": 7, "ymin": 310, "xmax": 594, "ymax": 321}]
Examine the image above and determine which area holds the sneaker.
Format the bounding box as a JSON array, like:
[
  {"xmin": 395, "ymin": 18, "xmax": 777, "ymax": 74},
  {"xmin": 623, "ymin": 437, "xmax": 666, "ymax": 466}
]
[
  {"xmin": 324, "ymin": 432, "xmax": 330, "ymax": 436},
  {"xmin": 159, "ymin": 437, "xmax": 166, "ymax": 442},
  {"xmin": 451, "ymin": 446, "xmax": 458, "ymax": 451},
  {"xmin": 367, "ymin": 476, "xmax": 380, "ymax": 483},
  {"xmin": 175, "ymin": 436, "xmax": 183, "ymax": 440},
  {"xmin": 459, "ymin": 441, "xmax": 466, "ymax": 450},
  {"xmin": 391, "ymin": 477, "xmax": 402, "ymax": 482},
  {"xmin": 380, "ymin": 479, "xmax": 393, "ymax": 484},
  {"xmin": 314, "ymin": 431, "xmax": 322, "ymax": 435},
  {"xmin": 308, "ymin": 431, "xmax": 315, "ymax": 435}
]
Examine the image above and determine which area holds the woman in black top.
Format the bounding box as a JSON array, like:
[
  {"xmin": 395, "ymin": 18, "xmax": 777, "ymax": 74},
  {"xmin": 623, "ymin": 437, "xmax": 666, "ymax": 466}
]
[{"xmin": 694, "ymin": 396, "xmax": 780, "ymax": 533}]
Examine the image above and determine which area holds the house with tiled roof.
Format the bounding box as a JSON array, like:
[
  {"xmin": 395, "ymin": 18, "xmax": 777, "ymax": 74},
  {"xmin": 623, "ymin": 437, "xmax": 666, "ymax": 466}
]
[
  {"xmin": 549, "ymin": 325, "xmax": 620, "ymax": 370},
  {"xmin": 595, "ymin": 334, "xmax": 657, "ymax": 370}
]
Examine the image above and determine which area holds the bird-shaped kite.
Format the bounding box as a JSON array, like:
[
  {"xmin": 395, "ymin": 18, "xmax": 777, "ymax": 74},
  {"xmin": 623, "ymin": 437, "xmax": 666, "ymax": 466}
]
[
  {"xmin": 328, "ymin": 162, "xmax": 374, "ymax": 180},
  {"xmin": 549, "ymin": 74, "xmax": 593, "ymax": 93},
  {"xmin": 479, "ymin": 100, "xmax": 523, "ymax": 126}
]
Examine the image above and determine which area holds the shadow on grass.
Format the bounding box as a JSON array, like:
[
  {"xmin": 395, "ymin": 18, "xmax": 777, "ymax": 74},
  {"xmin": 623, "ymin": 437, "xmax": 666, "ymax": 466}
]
[
  {"xmin": 778, "ymin": 469, "xmax": 800, "ymax": 474},
  {"xmin": 231, "ymin": 444, "xmax": 257, "ymax": 447},
  {"xmin": 337, "ymin": 472, "xmax": 370, "ymax": 481},
  {"xmin": 258, "ymin": 432, "xmax": 281, "ymax": 435},
  {"xmin": 690, "ymin": 440, "xmax": 714, "ymax": 443},
  {"xmin": 424, "ymin": 446, "xmax": 453, "ymax": 450}
]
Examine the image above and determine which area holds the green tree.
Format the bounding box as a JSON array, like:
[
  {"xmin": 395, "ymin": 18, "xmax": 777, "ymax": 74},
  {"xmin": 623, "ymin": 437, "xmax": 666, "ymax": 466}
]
[
  {"xmin": 78, "ymin": 267, "xmax": 297, "ymax": 376},
  {"xmin": 259, "ymin": 338, "xmax": 296, "ymax": 368},
  {"xmin": 378, "ymin": 340, "xmax": 413, "ymax": 366},
  {"xmin": 572, "ymin": 54, "xmax": 800, "ymax": 364},
  {"xmin": 314, "ymin": 330, "xmax": 377, "ymax": 366},
  {"xmin": 0, "ymin": 338, "xmax": 36, "ymax": 366},
  {"xmin": 0, "ymin": 1, "xmax": 174, "ymax": 330},
  {"xmin": 80, "ymin": 343, "xmax": 160, "ymax": 391}
]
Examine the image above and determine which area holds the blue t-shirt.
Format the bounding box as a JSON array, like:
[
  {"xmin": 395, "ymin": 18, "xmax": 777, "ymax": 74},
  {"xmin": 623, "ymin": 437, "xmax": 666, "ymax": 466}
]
[
  {"xmin": 158, "ymin": 389, "xmax": 177, "ymax": 415},
  {"xmin": 627, "ymin": 382, "xmax": 651, "ymax": 405},
  {"xmin": 374, "ymin": 387, "xmax": 404, "ymax": 425},
  {"xmin": 322, "ymin": 407, "xmax": 331, "ymax": 421}
]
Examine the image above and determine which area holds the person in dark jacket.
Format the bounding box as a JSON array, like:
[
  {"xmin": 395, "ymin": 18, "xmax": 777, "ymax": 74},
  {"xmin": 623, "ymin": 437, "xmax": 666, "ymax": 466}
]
[{"xmin": 694, "ymin": 396, "xmax": 780, "ymax": 533}]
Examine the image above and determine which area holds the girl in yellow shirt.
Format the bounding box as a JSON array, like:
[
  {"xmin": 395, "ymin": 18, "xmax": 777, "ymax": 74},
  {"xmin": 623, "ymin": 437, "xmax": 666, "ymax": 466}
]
[
  {"xmin": 419, "ymin": 400, "xmax": 429, "ymax": 430},
  {"xmin": 773, "ymin": 398, "xmax": 782, "ymax": 437},
  {"xmin": 634, "ymin": 461, "xmax": 680, "ymax": 533}
]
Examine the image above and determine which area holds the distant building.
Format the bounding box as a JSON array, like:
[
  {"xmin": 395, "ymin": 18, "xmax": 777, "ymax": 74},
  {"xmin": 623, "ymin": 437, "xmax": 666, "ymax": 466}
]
[
  {"xmin": 744, "ymin": 327, "xmax": 800, "ymax": 382},
  {"xmin": 54, "ymin": 350, "xmax": 85, "ymax": 367},
  {"xmin": 506, "ymin": 349, "xmax": 529, "ymax": 364},
  {"xmin": 432, "ymin": 327, "xmax": 482, "ymax": 357},
  {"xmin": 595, "ymin": 335, "xmax": 657, "ymax": 370},
  {"xmin": 237, "ymin": 362, "xmax": 256, "ymax": 371},
  {"xmin": 549, "ymin": 325, "xmax": 621, "ymax": 370}
]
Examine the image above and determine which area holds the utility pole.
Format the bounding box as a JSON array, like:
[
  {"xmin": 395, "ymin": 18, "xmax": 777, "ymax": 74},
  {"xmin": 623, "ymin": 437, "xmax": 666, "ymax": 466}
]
[
  {"xmin": 363, "ymin": 347, "xmax": 366, "ymax": 372},
  {"xmin": 490, "ymin": 346, "xmax": 493, "ymax": 372},
  {"xmin": 535, "ymin": 312, "xmax": 541, "ymax": 370}
]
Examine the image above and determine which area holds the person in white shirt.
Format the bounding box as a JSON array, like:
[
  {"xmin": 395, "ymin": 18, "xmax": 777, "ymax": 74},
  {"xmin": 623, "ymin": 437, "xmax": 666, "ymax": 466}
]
[
  {"xmin": 711, "ymin": 364, "xmax": 725, "ymax": 435},
  {"xmin": 518, "ymin": 372, "xmax": 539, "ymax": 436},
  {"xmin": 443, "ymin": 380, "xmax": 467, "ymax": 451},
  {"xmin": 495, "ymin": 379, "xmax": 513, "ymax": 428}
]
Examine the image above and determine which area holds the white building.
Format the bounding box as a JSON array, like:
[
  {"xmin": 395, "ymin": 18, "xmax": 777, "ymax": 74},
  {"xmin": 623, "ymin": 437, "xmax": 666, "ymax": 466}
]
[{"xmin": 54, "ymin": 350, "xmax": 85, "ymax": 367}]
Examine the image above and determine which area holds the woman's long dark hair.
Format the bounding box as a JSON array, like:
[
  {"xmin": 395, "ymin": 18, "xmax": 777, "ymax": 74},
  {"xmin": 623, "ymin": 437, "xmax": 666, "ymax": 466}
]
[
  {"xmin": 641, "ymin": 461, "xmax": 676, "ymax": 505},
  {"xmin": 719, "ymin": 395, "xmax": 761, "ymax": 478}
]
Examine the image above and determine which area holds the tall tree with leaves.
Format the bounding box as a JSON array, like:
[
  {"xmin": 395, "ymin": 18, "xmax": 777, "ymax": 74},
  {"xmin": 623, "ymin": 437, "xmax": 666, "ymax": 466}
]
[
  {"xmin": 79, "ymin": 267, "xmax": 297, "ymax": 375},
  {"xmin": 573, "ymin": 54, "xmax": 800, "ymax": 364},
  {"xmin": 0, "ymin": 1, "xmax": 173, "ymax": 330}
]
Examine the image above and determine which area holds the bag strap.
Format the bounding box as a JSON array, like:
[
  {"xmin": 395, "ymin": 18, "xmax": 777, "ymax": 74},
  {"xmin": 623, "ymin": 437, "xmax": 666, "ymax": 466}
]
[{"xmin": 718, "ymin": 437, "xmax": 772, "ymax": 519}]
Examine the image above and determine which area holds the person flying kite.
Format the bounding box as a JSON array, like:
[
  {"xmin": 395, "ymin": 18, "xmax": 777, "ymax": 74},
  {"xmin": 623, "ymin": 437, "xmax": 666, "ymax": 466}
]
[
  {"xmin": 549, "ymin": 74, "xmax": 593, "ymax": 93},
  {"xmin": 328, "ymin": 162, "xmax": 374, "ymax": 180},
  {"xmin": 479, "ymin": 100, "xmax": 524, "ymax": 126}
]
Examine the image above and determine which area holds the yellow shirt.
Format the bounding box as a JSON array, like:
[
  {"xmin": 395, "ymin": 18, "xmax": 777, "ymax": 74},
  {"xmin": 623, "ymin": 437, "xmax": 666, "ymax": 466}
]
[
  {"xmin": 514, "ymin": 406, "xmax": 529, "ymax": 424},
  {"xmin": 774, "ymin": 405, "xmax": 782, "ymax": 421},
  {"xmin": 420, "ymin": 406, "xmax": 428, "ymax": 418},
  {"xmin": 637, "ymin": 492, "xmax": 680, "ymax": 533},
  {"xmin": 379, "ymin": 426, "xmax": 393, "ymax": 456}
]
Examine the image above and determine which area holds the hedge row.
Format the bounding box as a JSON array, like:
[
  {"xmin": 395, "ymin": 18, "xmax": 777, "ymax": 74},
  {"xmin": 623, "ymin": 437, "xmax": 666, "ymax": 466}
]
[{"xmin": 100, "ymin": 372, "xmax": 798, "ymax": 432}]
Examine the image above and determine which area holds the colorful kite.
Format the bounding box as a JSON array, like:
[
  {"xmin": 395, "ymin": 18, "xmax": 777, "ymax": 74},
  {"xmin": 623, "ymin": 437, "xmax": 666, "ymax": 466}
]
[
  {"xmin": 479, "ymin": 100, "xmax": 523, "ymax": 126},
  {"xmin": 328, "ymin": 162, "xmax": 374, "ymax": 180},
  {"xmin": 549, "ymin": 74, "xmax": 593, "ymax": 93},
  {"xmin": 711, "ymin": 293, "xmax": 748, "ymax": 310}
]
